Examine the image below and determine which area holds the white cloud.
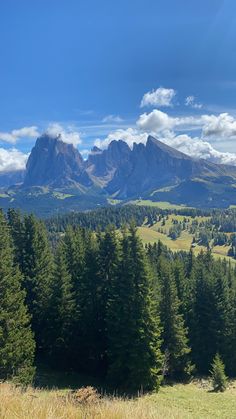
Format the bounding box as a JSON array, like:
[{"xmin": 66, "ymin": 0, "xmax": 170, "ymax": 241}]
[
  {"xmin": 140, "ymin": 87, "xmax": 176, "ymax": 108},
  {"xmin": 94, "ymin": 128, "xmax": 148, "ymax": 149},
  {"xmin": 160, "ymin": 133, "xmax": 236, "ymax": 165},
  {"xmin": 102, "ymin": 114, "xmax": 123, "ymax": 123},
  {"xmin": 0, "ymin": 126, "xmax": 39, "ymax": 144},
  {"xmin": 201, "ymin": 113, "xmax": 236, "ymax": 139},
  {"xmin": 0, "ymin": 148, "xmax": 29, "ymax": 172},
  {"xmin": 137, "ymin": 109, "xmax": 236, "ymax": 142},
  {"xmin": 185, "ymin": 95, "xmax": 203, "ymax": 109},
  {"xmin": 46, "ymin": 123, "xmax": 82, "ymax": 147},
  {"xmin": 137, "ymin": 109, "xmax": 205, "ymax": 133},
  {"xmin": 95, "ymin": 111, "xmax": 236, "ymax": 166},
  {"xmin": 137, "ymin": 109, "xmax": 175, "ymax": 132}
]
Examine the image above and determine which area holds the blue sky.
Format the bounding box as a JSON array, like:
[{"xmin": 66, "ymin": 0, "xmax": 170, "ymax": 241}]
[{"xmin": 0, "ymin": 0, "xmax": 236, "ymax": 171}]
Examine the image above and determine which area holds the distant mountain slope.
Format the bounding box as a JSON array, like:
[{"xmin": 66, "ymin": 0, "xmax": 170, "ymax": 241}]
[
  {"xmin": 104, "ymin": 136, "xmax": 236, "ymax": 199},
  {"xmin": 0, "ymin": 170, "xmax": 25, "ymax": 187},
  {"xmin": 1, "ymin": 133, "xmax": 236, "ymax": 213}
]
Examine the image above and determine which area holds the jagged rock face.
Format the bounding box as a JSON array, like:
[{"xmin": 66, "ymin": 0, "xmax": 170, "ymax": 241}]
[
  {"xmin": 86, "ymin": 140, "xmax": 131, "ymax": 182},
  {"xmin": 105, "ymin": 136, "xmax": 234, "ymax": 198},
  {"xmin": 24, "ymin": 135, "xmax": 92, "ymax": 188},
  {"xmin": 17, "ymin": 133, "xmax": 236, "ymax": 208}
]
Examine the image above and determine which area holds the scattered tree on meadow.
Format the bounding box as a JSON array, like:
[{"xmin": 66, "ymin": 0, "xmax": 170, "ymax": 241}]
[{"xmin": 211, "ymin": 353, "xmax": 227, "ymax": 392}]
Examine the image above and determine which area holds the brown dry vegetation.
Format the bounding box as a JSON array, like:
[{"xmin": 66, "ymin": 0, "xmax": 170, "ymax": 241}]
[{"xmin": 1, "ymin": 381, "xmax": 236, "ymax": 419}]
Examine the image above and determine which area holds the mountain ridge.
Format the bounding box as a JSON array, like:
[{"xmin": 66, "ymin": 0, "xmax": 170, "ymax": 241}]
[{"xmin": 1, "ymin": 133, "xmax": 236, "ymax": 213}]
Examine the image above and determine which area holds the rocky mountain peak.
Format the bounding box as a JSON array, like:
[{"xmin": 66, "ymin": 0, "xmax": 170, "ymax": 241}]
[{"xmin": 23, "ymin": 134, "xmax": 92, "ymax": 188}]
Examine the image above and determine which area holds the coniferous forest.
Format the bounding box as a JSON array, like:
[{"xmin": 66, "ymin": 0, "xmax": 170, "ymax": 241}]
[{"xmin": 1, "ymin": 207, "xmax": 236, "ymax": 393}]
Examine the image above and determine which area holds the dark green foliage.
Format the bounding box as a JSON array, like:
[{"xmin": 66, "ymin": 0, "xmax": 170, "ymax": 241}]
[
  {"xmin": 7, "ymin": 208, "xmax": 25, "ymax": 271},
  {"xmin": 3, "ymin": 205, "xmax": 236, "ymax": 391},
  {"xmin": 46, "ymin": 205, "xmax": 210, "ymax": 234},
  {"xmin": 48, "ymin": 239, "xmax": 76, "ymax": 365},
  {"xmin": 21, "ymin": 214, "xmax": 54, "ymax": 350},
  {"xmin": 0, "ymin": 210, "xmax": 35, "ymax": 384},
  {"xmin": 107, "ymin": 226, "xmax": 163, "ymax": 391},
  {"xmin": 158, "ymin": 260, "xmax": 192, "ymax": 379},
  {"xmin": 211, "ymin": 353, "xmax": 228, "ymax": 392}
]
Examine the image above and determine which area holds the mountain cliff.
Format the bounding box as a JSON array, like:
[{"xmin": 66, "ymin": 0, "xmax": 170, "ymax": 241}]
[
  {"xmin": 1, "ymin": 133, "xmax": 236, "ymax": 213},
  {"xmin": 105, "ymin": 136, "xmax": 235, "ymax": 198},
  {"xmin": 24, "ymin": 134, "xmax": 92, "ymax": 188}
]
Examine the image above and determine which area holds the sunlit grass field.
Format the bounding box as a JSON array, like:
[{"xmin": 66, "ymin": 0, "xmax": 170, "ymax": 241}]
[
  {"xmin": 1, "ymin": 381, "xmax": 236, "ymax": 419},
  {"xmin": 129, "ymin": 199, "xmax": 191, "ymax": 210},
  {"xmin": 137, "ymin": 212, "xmax": 236, "ymax": 265}
]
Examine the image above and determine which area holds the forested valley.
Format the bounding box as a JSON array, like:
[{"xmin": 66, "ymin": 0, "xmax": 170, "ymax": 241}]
[{"xmin": 0, "ymin": 206, "xmax": 236, "ymax": 393}]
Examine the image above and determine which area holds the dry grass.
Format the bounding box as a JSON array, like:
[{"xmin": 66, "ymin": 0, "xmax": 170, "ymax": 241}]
[
  {"xmin": 1, "ymin": 381, "xmax": 236, "ymax": 419},
  {"xmin": 0, "ymin": 382, "xmax": 165, "ymax": 419}
]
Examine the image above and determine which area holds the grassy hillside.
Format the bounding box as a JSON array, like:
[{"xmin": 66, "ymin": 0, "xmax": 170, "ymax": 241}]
[
  {"xmin": 137, "ymin": 212, "xmax": 236, "ymax": 264},
  {"xmin": 1, "ymin": 381, "xmax": 236, "ymax": 418},
  {"xmin": 129, "ymin": 199, "xmax": 191, "ymax": 210}
]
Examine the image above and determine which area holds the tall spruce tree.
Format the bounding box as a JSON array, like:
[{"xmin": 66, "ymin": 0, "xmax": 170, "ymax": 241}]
[
  {"xmin": 61, "ymin": 226, "xmax": 88, "ymax": 369},
  {"xmin": 7, "ymin": 208, "xmax": 25, "ymax": 271},
  {"xmin": 22, "ymin": 214, "xmax": 54, "ymax": 351},
  {"xmin": 107, "ymin": 225, "xmax": 163, "ymax": 392},
  {"xmin": 96, "ymin": 226, "xmax": 121, "ymax": 376},
  {"xmin": 76, "ymin": 231, "xmax": 102, "ymax": 373},
  {"xmin": 0, "ymin": 210, "xmax": 35, "ymax": 384},
  {"xmin": 158, "ymin": 259, "xmax": 191, "ymax": 379},
  {"xmin": 212, "ymin": 261, "xmax": 234, "ymax": 373},
  {"xmin": 190, "ymin": 252, "xmax": 216, "ymax": 373},
  {"xmin": 48, "ymin": 239, "xmax": 76, "ymax": 367}
]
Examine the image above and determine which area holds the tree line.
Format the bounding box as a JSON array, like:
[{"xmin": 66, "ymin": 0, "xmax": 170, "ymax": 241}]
[{"xmin": 1, "ymin": 208, "xmax": 236, "ymax": 392}]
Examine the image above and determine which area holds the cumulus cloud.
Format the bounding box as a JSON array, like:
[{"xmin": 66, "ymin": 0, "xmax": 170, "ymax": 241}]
[
  {"xmin": 160, "ymin": 133, "xmax": 236, "ymax": 166},
  {"xmin": 0, "ymin": 126, "xmax": 39, "ymax": 144},
  {"xmin": 102, "ymin": 115, "xmax": 123, "ymax": 123},
  {"xmin": 137, "ymin": 109, "xmax": 236, "ymax": 142},
  {"xmin": 95, "ymin": 107, "xmax": 236, "ymax": 167},
  {"xmin": 185, "ymin": 95, "xmax": 203, "ymax": 109},
  {"xmin": 201, "ymin": 113, "xmax": 236, "ymax": 139},
  {"xmin": 0, "ymin": 148, "xmax": 29, "ymax": 172},
  {"xmin": 46, "ymin": 123, "xmax": 82, "ymax": 147},
  {"xmin": 137, "ymin": 109, "xmax": 205, "ymax": 133},
  {"xmin": 140, "ymin": 87, "xmax": 176, "ymax": 108},
  {"xmin": 94, "ymin": 128, "xmax": 148, "ymax": 149},
  {"xmin": 137, "ymin": 109, "xmax": 175, "ymax": 132}
]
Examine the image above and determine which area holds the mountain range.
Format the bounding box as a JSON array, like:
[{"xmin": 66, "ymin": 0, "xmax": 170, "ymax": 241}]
[{"xmin": 1, "ymin": 133, "xmax": 236, "ymax": 216}]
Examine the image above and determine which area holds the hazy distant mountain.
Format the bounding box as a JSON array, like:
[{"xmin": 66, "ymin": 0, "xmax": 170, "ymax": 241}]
[
  {"xmin": 24, "ymin": 134, "xmax": 92, "ymax": 188},
  {"xmin": 104, "ymin": 136, "xmax": 236, "ymax": 200},
  {"xmin": 0, "ymin": 170, "xmax": 25, "ymax": 187},
  {"xmin": 1, "ymin": 133, "xmax": 236, "ymax": 214}
]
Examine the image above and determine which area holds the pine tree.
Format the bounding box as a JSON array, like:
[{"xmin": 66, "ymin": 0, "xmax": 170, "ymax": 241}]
[
  {"xmin": 211, "ymin": 261, "xmax": 232, "ymax": 372},
  {"xmin": 173, "ymin": 259, "xmax": 187, "ymax": 307},
  {"xmin": 77, "ymin": 231, "xmax": 102, "ymax": 373},
  {"xmin": 107, "ymin": 225, "xmax": 163, "ymax": 392},
  {"xmin": 211, "ymin": 353, "xmax": 227, "ymax": 392},
  {"xmin": 22, "ymin": 214, "xmax": 54, "ymax": 351},
  {"xmin": 97, "ymin": 226, "xmax": 121, "ymax": 376},
  {"xmin": 190, "ymin": 252, "xmax": 217, "ymax": 373},
  {"xmin": 61, "ymin": 226, "xmax": 88, "ymax": 369},
  {"xmin": 158, "ymin": 259, "xmax": 192, "ymax": 379},
  {"xmin": 7, "ymin": 208, "xmax": 25, "ymax": 271},
  {"xmin": 48, "ymin": 239, "xmax": 76, "ymax": 367},
  {"xmin": 0, "ymin": 210, "xmax": 35, "ymax": 384}
]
